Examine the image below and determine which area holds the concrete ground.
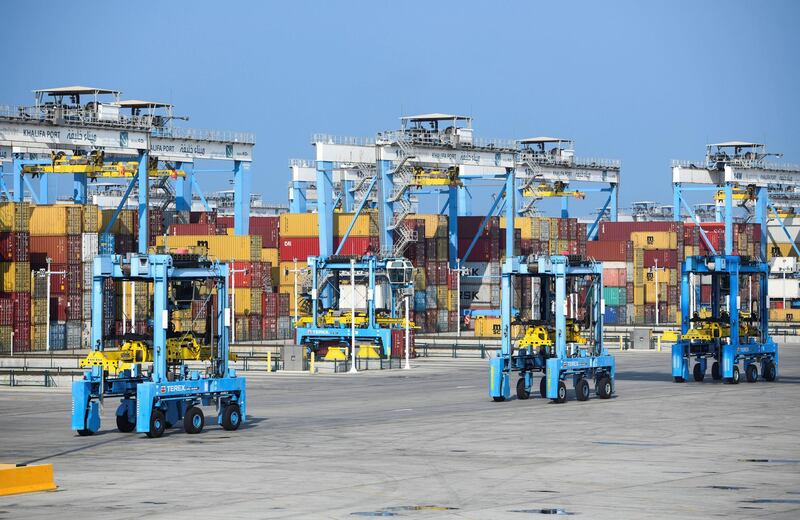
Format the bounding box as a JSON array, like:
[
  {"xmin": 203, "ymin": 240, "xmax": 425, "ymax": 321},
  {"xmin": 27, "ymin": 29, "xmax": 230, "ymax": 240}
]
[{"xmin": 1, "ymin": 347, "xmax": 799, "ymax": 519}]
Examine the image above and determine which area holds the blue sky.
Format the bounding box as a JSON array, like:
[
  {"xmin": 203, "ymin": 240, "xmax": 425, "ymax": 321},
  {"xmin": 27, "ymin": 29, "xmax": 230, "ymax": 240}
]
[{"xmin": 2, "ymin": 0, "xmax": 798, "ymax": 216}]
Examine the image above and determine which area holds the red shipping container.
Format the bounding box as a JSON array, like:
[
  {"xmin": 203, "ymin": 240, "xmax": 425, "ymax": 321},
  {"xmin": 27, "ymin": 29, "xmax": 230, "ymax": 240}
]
[
  {"xmin": 51, "ymin": 294, "xmax": 68, "ymax": 321},
  {"xmin": 262, "ymin": 292, "xmax": 277, "ymax": 317},
  {"xmin": 0, "ymin": 294, "xmax": 13, "ymax": 325},
  {"xmin": 643, "ymin": 250, "xmax": 678, "ymax": 269},
  {"xmin": 67, "ymin": 235, "xmax": 82, "ymax": 262},
  {"xmin": 457, "ymin": 216, "xmax": 498, "ymax": 239},
  {"xmin": 278, "ymin": 293, "xmax": 289, "ymax": 315},
  {"xmin": 29, "ymin": 236, "xmax": 68, "ymax": 267},
  {"xmin": 390, "ymin": 327, "xmax": 416, "ymax": 358},
  {"xmin": 458, "ymin": 238, "xmax": 494, "ymax": 262},
  {"xmin": 0, "ymin": 232, "xmax": 29, "ymax": 262},
  {"xmin": 333, "ymin": 236, "xmax": 379, "ymax": 256},
  {"xmin": 67, "ymin": 292, "xmax": 82, "ymax": 320},
  {"xmin": 700, "ymin": 285, "xmax": 712, "ymax": 303},
  {"xmin": 169, "ymin": 223, "xmax": 218, "ymax": 236},
  {"xmin": 230, "ymin": 261, "xmax": 253, "ymax": 288},
  {"xmin": 190, "ymin": 211, "xmax": 217, "ymax": 225},
  {"xmin": 12, "ymin": 292, "xmax": 30, "ymax": 323},
  {"xmin": 249, "ymin": 216, "xmax": 280, "ymax": 248},
  {"xmin": 67, "ymin": 263, "xmax": 82, "ymax": 293},
  {"xmin": 116, "ymin": 235, "xmax": 135, "ymax": 254},
  {"xmin": 587, "ymin": 240, "xmax": 628, "ymax": 261},
  {"xmin": 436, "ymin": 262, "xmax": 449, "ymax": 285},
  {"xmin": 279, "ymin": 237, "xmax": 320, "ymax": 261}
]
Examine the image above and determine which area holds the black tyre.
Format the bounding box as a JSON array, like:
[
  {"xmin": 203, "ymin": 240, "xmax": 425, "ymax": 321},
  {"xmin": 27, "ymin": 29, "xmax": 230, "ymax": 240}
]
[
  {"xmin": 575, "ymin": 379, "xmax": 590, "ymax": 401},
  {"xmin": 116, "ymin": 412, "xmax": 136, "ymax": 433},
  {"xmin": 184, "ymin": 406, "xmax": 204, "ymax": 434},
  {"xmin": 597, "ymin": 377, "xmax": 613, "ymax": 399},
  {"xmin": 553, "ymin": 381, "xmax": 567, "ymax": 404},
  {"xmin": 763, "ymin": 361, "xmax": 777, "ymax": 382},
  {"xmin": 539, "ymin": 375, "xmax": 547, "ymax": 398},
  {"xmin": 221, "ymin": 403, "xmax": 242, "ymax": 431},
  {"xmin": 693, "ymin": 363, "xmax": 705, "ymax": 382},
  {"xmin": 146, "ymin": 408, "xmax": 166, "ymax": 438},
  {"xmin": 77, "ymin": 429, "xmax": 94, "ymax": 437},
  {"xmin": 745, "ymin": 364, "xmax": 758, "ymax": 383},
  {"xmin": 492, "ymin": 396, "xmax": 505, "ymax": 402},
  {"xmin": 711, "ymin": 362, "xmax": 721, "ymax": 381},
  {"xmin": 516, "ymin": 377, "xmax": 530, "ymax": 400},
  {"xmin": 726, "ymin": 365, "xmax": 740, "ymax": 385},
  {"xmin": 673, "ymin": 376, "xmax": 685, "ymax": 383}
]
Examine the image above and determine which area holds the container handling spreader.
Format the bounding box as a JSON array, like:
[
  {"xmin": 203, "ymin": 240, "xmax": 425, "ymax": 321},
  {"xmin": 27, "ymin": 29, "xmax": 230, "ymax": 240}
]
[
  {"xmin": 672, "ymin": 255, "xmax": 777, "ymax": 384},
  {"xmin": 72, "ymin": 253, "xmax": 246, "ymax": 438},
  {"xmin": 489, "ymin": 255, "xmax": 616, "ymax": 403}
]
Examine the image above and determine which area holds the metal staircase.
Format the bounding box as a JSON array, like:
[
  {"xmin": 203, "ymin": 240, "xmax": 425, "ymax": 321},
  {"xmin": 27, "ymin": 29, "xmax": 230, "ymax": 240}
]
[{"xmin": 518, "ymin": 158, "xmax": 543, "ymax": 216}]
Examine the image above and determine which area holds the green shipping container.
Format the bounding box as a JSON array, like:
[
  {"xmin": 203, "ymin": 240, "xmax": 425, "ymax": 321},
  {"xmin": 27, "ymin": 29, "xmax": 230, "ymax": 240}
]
[{"xmin": 603, "ymin": 287, "xmax": 627, "ymax": 306}]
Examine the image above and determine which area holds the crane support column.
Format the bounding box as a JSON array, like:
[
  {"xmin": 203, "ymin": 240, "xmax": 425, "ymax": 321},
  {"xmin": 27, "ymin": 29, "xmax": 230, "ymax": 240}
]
[
  {"xmin": 234, "ymin": 160, "xmax": 251, "ymax": 235},
  {"xmin": 342, "ymin": 179, "xmax": 354, "ymax": 212},
  {"xmin": 448, "ymin": 185, "xmax": 459, "ymax": 268},
  {"xmin": 39, "ymin": 174, "xmax": 51, "ymax": 204},
  {"xmin": 457, "ymin": 182, "xmax": 472, "ymax": 216},
  {"xmin": 754, "ymin": 187, "xmax": 767, "ymax": 260},
  {"xmin": 12, "ymin": 157, "xmax": 22, "ymax": 202},
  {"xmin": 73, "ymin": 173, "xmax": 87, "ymax": 204},
  {"xmin": 316, "ymin": 160, "xmax": 334, "ymax": 257},
  {"xmin": 505, "ymin": 168, "xmax": 515, "ymax": 259},
  {"xmin": 175, "ymin": 161, "xmax": 193, "ymax": 212},
  {"xmin": 137, "ymin": 151, "xmax": 149, "ymax": 254},
  {"xmin": 610, "ymin": 183, "xmax": 618, "ymax": 221},
  {"xmin": 290, "ymin": 181, "xmax": 307, "ymax": 213},
  {"xmin": 377, "ymin": 159, "xmax": 394, "ymax": 253},
  {"xmin": 724, "ymin": 183, "xmax": 733, "ymax": 255}
]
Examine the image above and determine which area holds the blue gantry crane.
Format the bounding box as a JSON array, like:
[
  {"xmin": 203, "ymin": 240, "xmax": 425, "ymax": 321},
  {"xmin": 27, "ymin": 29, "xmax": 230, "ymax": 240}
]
[
  {"xmin": 489, "ymin": 255, "xmax": 615, "ymax": 403},
  {"xmin": 295, "ymin": 255, "xmax": 414, "ymax": 358},
  {"xmin": 71, "ymin": 253, "xmax": 246, "ymax": 438},
  {"xmin": 672, "ymin": 255, "xmax": 777, "ymax": 384}
]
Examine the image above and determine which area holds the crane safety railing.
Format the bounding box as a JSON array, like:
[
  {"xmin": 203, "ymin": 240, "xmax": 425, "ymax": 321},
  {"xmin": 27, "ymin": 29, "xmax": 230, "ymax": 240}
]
[{"xmin": 672, "ymin": 158, "xmax": 800, "ymax": 173}]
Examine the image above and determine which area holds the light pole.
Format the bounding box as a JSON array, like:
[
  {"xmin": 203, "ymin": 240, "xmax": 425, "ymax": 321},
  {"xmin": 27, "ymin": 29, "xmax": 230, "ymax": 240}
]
[
  {"xmin": 451, "ymin": 259, "xmax": 469, "ymax": 337},
  {"xmin": 651, "ymin": 258, "xmax": 663, "ymax": 325},
  {"xmin": 349, "ymin": 258, "xmax": 358, "ymax": 373},
  {"xmin": 229, "ymin": 260, "xmax": 248, "ymax": 344},
  {"xmin": 45, "ymin": 258, "xmax": 66, "ymax": 352},
  {"xmin": 404, "ymin": 292, "xmax": 411, "ymax": 370}
]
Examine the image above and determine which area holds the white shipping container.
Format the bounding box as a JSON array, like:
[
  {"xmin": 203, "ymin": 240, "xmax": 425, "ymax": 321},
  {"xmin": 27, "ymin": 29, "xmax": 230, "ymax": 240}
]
[
  {"xmin": 460, "ymin": 262, "xmax": 501, "ymax": 283},
  {"xmin": 770, "ymin": 257, "xmax": 797, "ymax": 274},
  {"xmin": 82, "ymin": 233, "xmax": 98, "ymax": 262},
  {"xmin": 768, "ymin": 278, "xmax": 800, "ymax": 299},
  {"xmin": 603, "ymin": 261, "xmax": 627, "ymax": 269},
  {"xmin": 460, "ymin": 283, "xmax": 500, "ymax": 307}
]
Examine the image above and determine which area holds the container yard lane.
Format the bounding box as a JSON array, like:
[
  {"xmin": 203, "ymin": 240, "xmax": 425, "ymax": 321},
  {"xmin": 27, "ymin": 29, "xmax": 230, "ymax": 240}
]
[{"xmin": 1, "ymin": 346, "xmax": 798, "ymax": 519}]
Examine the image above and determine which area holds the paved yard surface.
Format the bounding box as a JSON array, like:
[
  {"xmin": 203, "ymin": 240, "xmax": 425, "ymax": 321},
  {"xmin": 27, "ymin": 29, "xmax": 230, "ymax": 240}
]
[{"xmin": 1, "ymin": 347, "xmax": 799, "ymax": 519}]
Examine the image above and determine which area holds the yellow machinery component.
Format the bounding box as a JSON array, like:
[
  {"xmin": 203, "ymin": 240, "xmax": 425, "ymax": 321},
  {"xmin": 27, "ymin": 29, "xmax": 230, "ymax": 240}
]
[
  {"xmin": 21, "ymin": 151, "xmax": 184, "ymax": 179},
  {"xmin": 683, "ymin": 321, "xmax": 728, "ymax": 342},
  {"xmin": 661, "ymin": 330, "xmax": 681, "ymax": 342},
  {"xmin": 411, "ymin": 166, "xmax": 462, "ymax": 187},
  {"xmin": 295, "ymin": 311, "xmax": 416, "ymax": 330},
  {"xmin": 522, "ymin": 181, "xmax": 585, "ymax": 200},
  {"xmin": 80, "ymin": 337, "xmax": 236, "ymax": 374},
  {"xmin": 356, "ymin": 345, "xmax": 382, "ymax": 359},
  {"xmin": 714, "ymin": 186, "xmax": 754, "ymax": 202},
  {"xmin": 323, "ymin": 346, "xmax": 348, "ymax": 361},
  {"xmin": 0, "ymin": 463, "xmax": 57, "ymax": 496},
  {"xmin": 517, "ymin": 322, "xmax": 589, "ymax": 350}
]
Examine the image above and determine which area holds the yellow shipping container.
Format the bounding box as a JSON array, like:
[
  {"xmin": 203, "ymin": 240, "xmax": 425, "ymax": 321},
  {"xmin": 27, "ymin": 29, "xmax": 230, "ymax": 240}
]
[
  {"xmin": 644, "ymin": 282, "xmax": 668, "ymax": 304},
  {"xmin": 278, "ymin": 261, "xmax": 307, "ymax": 286},
  {"xmin": 767, "ymin": 242, "xmax": 799, "ymax": 259},
  {"xmin": 500, "ymin": 216, "xmax": 533, "ymax": 240},
  {"xmin": 30, "ymin": 206, "xmax": 67, "ymax": 235},
  {"xmin": 334, "ymin": 211, "xmax": 379, "ymax": 237},
  {"xmin": 280, "ymin": 213, "xmax": 318, "ymax": 237},
  {"xmin": 436, "ymin": 286, "xmax": 449, "ymax": 308},
  {"xmin": 261, "ymin": 247, "xmax": 279, "ymax": 265},
  {"xmin": 414, "ymin": 269, "xmax": 427, "ymax": 290},
  {"xmin": 0, "ymin": 202, "xmax": 31, "ymax": 232},
  {"xmin": 83, "ymin": 204, "xmax": 99, "ymax": 233},
  {"xmin": 474, "ymin": 317, "xmax": 523, "ymax": 339},
  {"xmin": 410, "ymin": 214, "xmax": 448, "ymax": 238},
  {"xmin": 633, "ymin": 286, "xmax": 645, "ymax": 305},
  {"xmin": 770, "ymin": 309, "xmax": 797, "ymax": 322},
  {"xmin": 1, "ymin": 262, "xmax": 31, "ymax": 292},
  {"xmin": 631, "ymin": 231, "xmax": 678, "ymax": 250},
  {"xmin": 155, "ymin": 235, "xmax": 260, "ymax": 261},
  {"xmin": 231, "ymin": 287, "xmax": 261, "ymax": 315}
]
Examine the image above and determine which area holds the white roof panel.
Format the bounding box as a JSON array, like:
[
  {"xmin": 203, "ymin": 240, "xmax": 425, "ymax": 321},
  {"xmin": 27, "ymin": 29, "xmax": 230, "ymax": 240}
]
[
  {"xmin": 118, "ymin": 99, "xmax": 172, "ymax": 108},
  {"xmin": 708, "ymin": 140, "xmax": 762, "ymax": 148},
  {"xmin": 34, "ymin": 86, "xmax": 120, "ymax": 96},
  {"xmin": 518, "ymin": 136, "xmax": 571, "ymax": 144},
  {"xmin": 401, "ymin": 113, "xmax": 471, "ymax": 122}
]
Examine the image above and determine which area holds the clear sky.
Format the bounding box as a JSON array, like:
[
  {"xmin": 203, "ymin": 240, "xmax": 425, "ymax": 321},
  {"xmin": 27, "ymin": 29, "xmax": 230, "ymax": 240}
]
[{"xmin": 2, "ymin": 0, "xmax": 798, "ymax": 216}]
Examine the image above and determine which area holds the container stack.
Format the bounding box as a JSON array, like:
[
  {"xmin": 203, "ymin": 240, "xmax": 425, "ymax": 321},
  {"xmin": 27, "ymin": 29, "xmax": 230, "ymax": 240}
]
[
  {"xmin": 155, "ymin": 233, "xmax": 262, "ymax": 341},
  {"xmin": 399, "ymin": 215, "xmax": 449, "ymax": 332},
  {"xmin": 0, "ymin": 202, "xmax": 31, "ymax": 353}
]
